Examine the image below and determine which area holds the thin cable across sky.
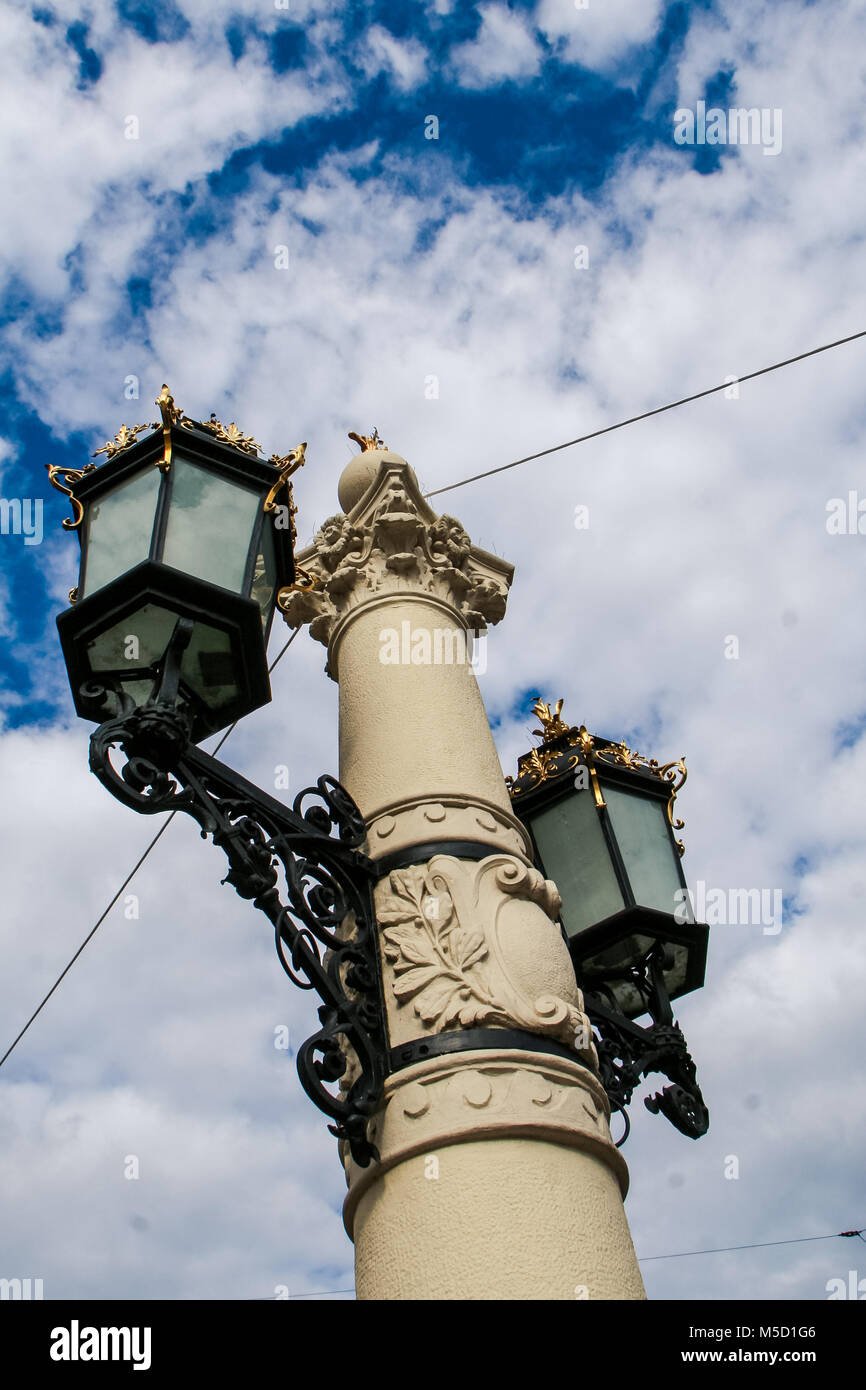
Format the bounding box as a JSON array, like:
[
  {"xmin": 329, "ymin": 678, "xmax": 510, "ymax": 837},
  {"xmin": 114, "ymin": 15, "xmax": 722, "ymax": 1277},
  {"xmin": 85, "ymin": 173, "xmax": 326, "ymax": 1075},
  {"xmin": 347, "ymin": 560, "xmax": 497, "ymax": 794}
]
[
  {"xmin": 251, "ymin": 1226, "xmax": 866, "ymax": 1297},
  {"xmin": 424, "ymin": 329, "xmax": 866, "ymax": 499},
  {"xmin": 0, "ymin": 629, "xmax": 299, "ymax": 1070}
]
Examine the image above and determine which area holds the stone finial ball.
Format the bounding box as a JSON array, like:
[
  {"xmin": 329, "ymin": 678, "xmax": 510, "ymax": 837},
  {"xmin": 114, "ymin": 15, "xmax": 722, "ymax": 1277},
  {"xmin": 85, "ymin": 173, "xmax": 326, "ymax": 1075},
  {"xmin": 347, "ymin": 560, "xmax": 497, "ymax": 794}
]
[{"xmin": 338, "ymin": 448, "xmax": 415, "ymax": 513}]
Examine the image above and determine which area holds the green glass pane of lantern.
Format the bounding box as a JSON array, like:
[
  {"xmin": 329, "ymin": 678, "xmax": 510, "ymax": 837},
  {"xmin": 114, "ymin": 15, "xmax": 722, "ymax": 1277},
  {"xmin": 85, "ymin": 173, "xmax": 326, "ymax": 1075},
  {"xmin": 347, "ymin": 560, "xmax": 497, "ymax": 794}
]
[
  {"xmin": 250, "ymin": 519, "xmax": 277, "ymax": 632},
  {"xmin": 604, "ymin": 786, "xmax": 683, "ymax": 916},
  {"xmin": 86, "ymin": 603, "xmax": 177, "ymax": 673},
  {"xmin": 180, "ymin": 624, "xmax": 240, "ymax": 711},
  {"xmin": 162, "ymin": 458, "xmax": 260, "ymax": 593},
  {"xmin": 530, "ymin": 789, "xmax": 624, "ymax": 939},
  {"xmin": 82, "ymin": 468, "xmax": 161, "ymax": 597}
]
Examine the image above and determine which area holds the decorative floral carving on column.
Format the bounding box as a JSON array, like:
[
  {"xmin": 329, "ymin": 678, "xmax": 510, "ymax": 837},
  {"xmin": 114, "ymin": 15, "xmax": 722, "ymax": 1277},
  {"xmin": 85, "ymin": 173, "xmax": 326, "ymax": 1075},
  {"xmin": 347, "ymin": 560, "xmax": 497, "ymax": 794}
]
[
  {"xmin": 376, "ymin": 854, "xmax": 597, "ymax": 1063},
  {"xmin": 278, "ymin": 461, "xmax": 513, "ymax": 656}
]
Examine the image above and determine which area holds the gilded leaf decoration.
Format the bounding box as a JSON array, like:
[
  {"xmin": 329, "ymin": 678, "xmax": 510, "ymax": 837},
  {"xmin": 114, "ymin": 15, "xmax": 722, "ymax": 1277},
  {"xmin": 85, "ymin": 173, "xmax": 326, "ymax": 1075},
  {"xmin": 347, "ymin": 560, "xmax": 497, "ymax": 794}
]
[
  {"xmin": 507, "ymin": 696, "xmax": 688, "ymax": 853},
  {"xmin": 200, "ymin": 416, "xmax": 261, "ymax": 455},
  {"xmin": 92, "ymin": 422, "xmax": 155, "ymax": 459},
  {"xmin": 531, "ymin": 696, "xmax": 569, "ymax": 741}
]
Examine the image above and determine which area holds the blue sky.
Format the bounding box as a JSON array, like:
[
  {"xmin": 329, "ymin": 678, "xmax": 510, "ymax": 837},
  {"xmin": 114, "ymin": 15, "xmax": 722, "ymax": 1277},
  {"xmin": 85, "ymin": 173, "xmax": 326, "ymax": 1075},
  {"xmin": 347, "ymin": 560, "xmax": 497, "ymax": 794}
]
[
  {"xmin": 1, "ymin": 0, "xmax": 865, "ymax": 1303},
  {"xmin": 0, "ymin": 0, "xmax": 770, "ymax": 722}
]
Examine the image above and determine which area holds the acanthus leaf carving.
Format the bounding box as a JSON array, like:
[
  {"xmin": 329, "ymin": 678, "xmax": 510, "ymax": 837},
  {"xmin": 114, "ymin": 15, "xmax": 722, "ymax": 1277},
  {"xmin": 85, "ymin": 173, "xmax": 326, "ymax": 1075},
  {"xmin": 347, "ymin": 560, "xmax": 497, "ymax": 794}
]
[
  {"xmin": 377, "ymin": 854, "xmax": 597, "ymax": 1062},
  {"xmin": 277, "ymin": 466, "xmax": 512, "ymax": 658}
]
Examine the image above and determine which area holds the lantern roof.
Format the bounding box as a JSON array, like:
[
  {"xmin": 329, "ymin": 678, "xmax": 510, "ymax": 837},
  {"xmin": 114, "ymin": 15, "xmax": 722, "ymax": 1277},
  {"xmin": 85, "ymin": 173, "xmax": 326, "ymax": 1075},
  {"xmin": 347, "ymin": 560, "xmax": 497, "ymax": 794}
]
[
  {"xmin": 47, "ymin": 383, "xmax": 307, "ymax": 540},
  {"xmin": 507, "ymin": 696, "xmax": 688, "ymax": 856}
]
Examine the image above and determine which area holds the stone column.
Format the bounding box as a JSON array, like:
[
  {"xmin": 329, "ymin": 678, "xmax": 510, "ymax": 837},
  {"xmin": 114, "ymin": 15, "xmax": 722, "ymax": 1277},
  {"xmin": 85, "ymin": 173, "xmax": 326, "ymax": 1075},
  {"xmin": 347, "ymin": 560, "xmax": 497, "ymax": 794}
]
[{"xmin": 281, "ymin": 442, "xmax": 645, "ymax": 1301}]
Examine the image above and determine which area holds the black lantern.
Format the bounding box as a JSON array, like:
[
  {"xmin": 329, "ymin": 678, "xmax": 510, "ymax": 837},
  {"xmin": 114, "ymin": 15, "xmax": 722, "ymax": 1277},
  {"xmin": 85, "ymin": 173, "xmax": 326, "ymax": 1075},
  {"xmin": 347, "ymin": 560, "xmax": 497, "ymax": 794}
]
[
  {"xmin": 507, "ymin": 699, "xmax": 708, "ymax": 1018},
  {"xmin": 507, "ymin": 697, "xmax": 710, "ymax": 1140},
  {"xmin": 49, "ymin": 386, "xmax": 307, "ymax": 742}
]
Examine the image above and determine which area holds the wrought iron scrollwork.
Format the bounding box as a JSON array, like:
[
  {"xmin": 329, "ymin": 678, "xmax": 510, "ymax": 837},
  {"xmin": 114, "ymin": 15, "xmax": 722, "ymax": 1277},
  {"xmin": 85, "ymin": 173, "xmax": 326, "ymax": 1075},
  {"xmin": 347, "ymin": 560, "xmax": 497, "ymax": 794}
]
[
  {"xmin": 86, "ymin": 653, "xmax": 383, "ymax": 1167},
  {"xmin": 582, "ymin": 945, "xmax": 709, "ymax": 1146}
]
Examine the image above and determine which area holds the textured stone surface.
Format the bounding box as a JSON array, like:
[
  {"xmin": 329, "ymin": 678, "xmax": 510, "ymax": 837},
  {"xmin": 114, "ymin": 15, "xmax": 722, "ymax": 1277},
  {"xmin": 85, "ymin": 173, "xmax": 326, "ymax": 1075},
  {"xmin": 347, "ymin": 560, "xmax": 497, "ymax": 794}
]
[
  {"xmin": 336, "ymin": 595, "xmax": 515, "ymax": 821},
  {"xmin": 353, "ymin": 1134, "xmax": 645, "ymax": 1301}
]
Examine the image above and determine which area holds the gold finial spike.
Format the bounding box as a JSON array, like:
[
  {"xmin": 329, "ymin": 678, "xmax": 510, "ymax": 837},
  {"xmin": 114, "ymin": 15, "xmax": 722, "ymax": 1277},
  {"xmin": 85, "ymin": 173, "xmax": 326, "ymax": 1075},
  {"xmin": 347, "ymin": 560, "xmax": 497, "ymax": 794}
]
[
  {"xmin": 531, "ymin": 696, "xmax": 570, "ymax": 742},
  {"xmin": 264, "ymin": 442, "xmax": 308, "ymax": 513},
  {"xmin": 155, "ymin": 384, "xmax": 178, "ymax": 471},
  {"xmin": 156, "ymin": 383, "xmax": 177, "ymax": 424},
  {"xmin": 348, "ymin": 427, "xmax": 387, "ymax": 453}
]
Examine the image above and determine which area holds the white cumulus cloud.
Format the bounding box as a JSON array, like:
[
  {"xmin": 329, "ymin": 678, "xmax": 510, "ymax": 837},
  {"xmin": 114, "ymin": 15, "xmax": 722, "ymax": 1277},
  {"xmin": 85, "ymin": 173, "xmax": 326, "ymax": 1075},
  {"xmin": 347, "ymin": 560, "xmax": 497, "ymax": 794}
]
[
  {"xmin": 535, "ymin": 0, "xmax": 664, "ymax": 72},
  {"xmin": 450, "ymin": 4, "xmax": 542, "ymax": 88},
  {"xmin": 359, "ymin": 24, "xmax": 428, "ymax": 91}
]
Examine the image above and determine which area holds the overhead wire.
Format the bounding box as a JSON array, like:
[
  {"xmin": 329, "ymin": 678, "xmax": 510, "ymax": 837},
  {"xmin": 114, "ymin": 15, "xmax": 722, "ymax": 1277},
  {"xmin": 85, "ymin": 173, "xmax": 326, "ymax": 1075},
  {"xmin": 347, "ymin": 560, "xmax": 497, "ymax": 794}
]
[
  {"xmin": 424, "ymin": 329, "xmax": 866, "ymax": 499},
  {"xmin": 0, "ymin": 629, "xmax": 299, "ymax": 1069},
  {"xmin": 247, "ymin": 1226, "xmax": 866, "ymax": 1297},
  {"xmin": 640, "ymin": 1228, "xmax": 865, "ymax": 1262}
]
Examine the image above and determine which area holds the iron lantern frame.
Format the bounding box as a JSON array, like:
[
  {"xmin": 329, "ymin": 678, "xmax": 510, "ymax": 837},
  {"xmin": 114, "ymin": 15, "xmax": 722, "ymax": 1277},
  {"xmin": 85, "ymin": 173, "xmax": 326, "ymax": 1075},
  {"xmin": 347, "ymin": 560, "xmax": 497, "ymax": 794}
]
[
  {"xmin": 52, "ymin": 405, "xmax": 300, "ymax": 743},
  {"xmin": 507, "ymin": 701, "xmax": 710, "ymax": 1143}
]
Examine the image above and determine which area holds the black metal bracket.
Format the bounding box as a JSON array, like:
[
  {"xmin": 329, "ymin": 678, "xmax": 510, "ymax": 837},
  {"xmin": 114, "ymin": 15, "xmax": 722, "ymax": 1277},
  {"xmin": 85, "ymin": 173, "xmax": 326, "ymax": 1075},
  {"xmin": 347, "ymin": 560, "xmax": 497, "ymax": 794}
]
[
  {"xmin": 82, "ymin": 626, "xmax": 708, "ymax": 1162},
  {"xmin": 84, "ymin": 633, "xmax": 384, "ymax": 1168},
  {"xmin": 581, "ymin": 944, "xmax": 709, "ymax": 1145}
]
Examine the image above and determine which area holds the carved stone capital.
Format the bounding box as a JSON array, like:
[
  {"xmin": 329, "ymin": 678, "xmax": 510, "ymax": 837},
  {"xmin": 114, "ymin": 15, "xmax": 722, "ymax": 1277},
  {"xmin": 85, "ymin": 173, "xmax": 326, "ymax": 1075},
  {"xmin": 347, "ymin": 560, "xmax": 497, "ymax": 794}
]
[
  {"xmin": 279, "ymin": 459, "xmax": 513, "ymax": 666},
  {"xmin": 342, "ymin": 1049, "xmax": 628, "ymax": 1237},
  {"xmin": 375, "ymin": 852, "xmax": 597, "ymax": 1063}
]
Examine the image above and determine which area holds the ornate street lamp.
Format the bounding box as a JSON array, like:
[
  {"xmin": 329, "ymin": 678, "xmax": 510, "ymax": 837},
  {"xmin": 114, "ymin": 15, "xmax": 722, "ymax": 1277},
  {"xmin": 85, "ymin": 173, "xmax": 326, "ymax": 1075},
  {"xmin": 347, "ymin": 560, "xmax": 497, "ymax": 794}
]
[
  {"xmin": 49, "ymin": 385, "xmax": 307, "ymax": 742},
  {"xmin": 47, "ymin": 391, "xmax": 386, "ymax": 1167},
  {"xmin": 47, "ymin": 421, "xmax": 672, "ymax": 1296},
  {"xmin": 507, "ymin": 697, "xmax": 709, "ymax": 1142}
]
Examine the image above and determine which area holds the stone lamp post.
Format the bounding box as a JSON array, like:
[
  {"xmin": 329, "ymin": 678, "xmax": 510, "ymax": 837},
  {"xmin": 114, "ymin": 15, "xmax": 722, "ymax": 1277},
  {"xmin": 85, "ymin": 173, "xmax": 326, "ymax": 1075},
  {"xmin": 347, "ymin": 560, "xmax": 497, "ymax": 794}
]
[{"xmin": 280, "ymin": 437, "xmax": 646, "ymax": 1301}]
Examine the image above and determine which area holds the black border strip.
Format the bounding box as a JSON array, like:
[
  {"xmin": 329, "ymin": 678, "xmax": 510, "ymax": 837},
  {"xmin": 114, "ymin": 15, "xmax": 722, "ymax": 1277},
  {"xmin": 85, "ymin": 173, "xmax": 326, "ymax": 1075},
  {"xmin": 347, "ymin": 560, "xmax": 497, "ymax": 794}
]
[
  {"xmin": 388, "ymin": 1026, "xmax": 579, "ymax": 1073},
  {"xmin": 372, "ymin": 839, "xmax": 497, "ymax": 877}
]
